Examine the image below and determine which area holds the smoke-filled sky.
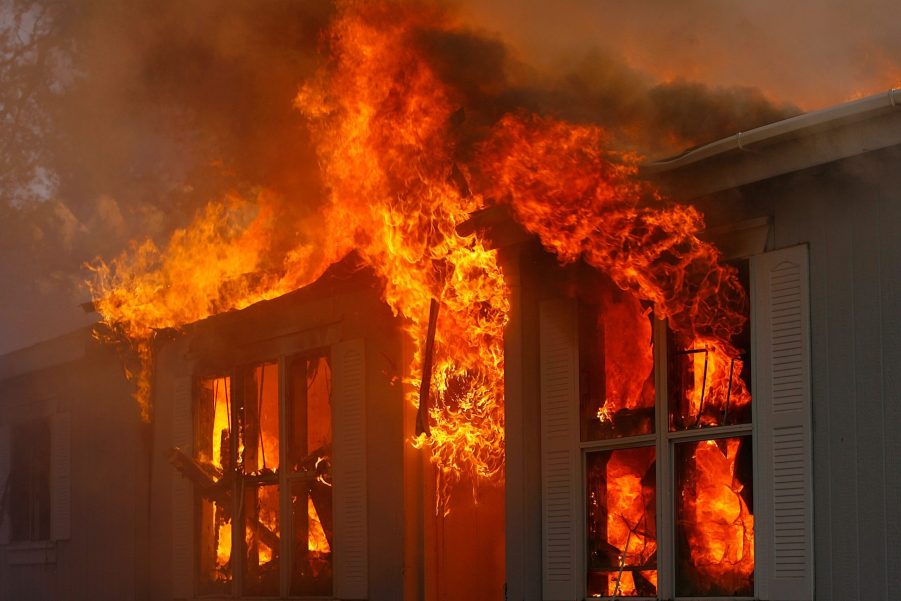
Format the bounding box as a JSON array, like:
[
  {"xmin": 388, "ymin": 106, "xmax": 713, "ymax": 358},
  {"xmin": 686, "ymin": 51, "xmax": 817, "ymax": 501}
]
[{"xmin": 0, "ymin": 0, "xmax": 898, "ymax": 355}]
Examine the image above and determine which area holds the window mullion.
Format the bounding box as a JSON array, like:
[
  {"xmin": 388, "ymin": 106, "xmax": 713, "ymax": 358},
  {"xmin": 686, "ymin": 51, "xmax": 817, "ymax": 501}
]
[
  {"xmin": 653, "ymin": 316, "xmax": 674, "ymax": 601},
  {"xmin": 579, "ymin": 433, "xmax": 656, "ymax": 451},
  {"xmin": 666, "ymin": 423, "xmax": 753, "ymax": 443}
]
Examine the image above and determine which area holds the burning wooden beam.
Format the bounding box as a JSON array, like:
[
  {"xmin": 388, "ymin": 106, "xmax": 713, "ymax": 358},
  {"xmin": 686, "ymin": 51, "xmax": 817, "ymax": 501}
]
[{"xmin": 416, "ymin": 298, "xmax": 440, "ymax": 436}]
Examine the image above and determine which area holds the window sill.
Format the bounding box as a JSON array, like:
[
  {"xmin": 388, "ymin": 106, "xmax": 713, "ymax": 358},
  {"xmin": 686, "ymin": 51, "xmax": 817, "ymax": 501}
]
[{"xmin": 5, "ymin": 540, "xmax": 57, "ymax": 565}]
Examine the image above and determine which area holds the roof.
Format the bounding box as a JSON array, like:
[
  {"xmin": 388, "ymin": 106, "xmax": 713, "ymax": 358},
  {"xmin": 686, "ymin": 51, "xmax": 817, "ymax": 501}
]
[
  {"xmin": 642, "ymin": 88, "xmax": 901, "ymax": 198},
  {"xmin": 0, "ymin": 327, "xmax": 94, "ymax": 384}
]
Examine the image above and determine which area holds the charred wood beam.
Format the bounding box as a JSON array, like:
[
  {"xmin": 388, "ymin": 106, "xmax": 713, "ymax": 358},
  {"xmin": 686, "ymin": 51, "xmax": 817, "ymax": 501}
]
[
  {"xmin": 167, "ymin": 447, "xmax": 280, "ymax": 551},
  {"xmin": 416, "ymin": 298, "xmax": 440, "ymax": 436}
]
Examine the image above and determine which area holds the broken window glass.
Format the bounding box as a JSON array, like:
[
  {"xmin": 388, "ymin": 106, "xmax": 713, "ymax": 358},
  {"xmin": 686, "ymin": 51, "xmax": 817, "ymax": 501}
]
[
  {"xmin": 240, "ymin": 362, "xmax": 280, "ymax": 476},
  {"xmin": 668, "ymin": 260, "xmax": 752, "ymax": 431},
  {"xmin": 586, "ymin": 446, "xmax": 657, "ymax": 597},
  {"xmin": 675, "ymin": 436, "xmax": 754, "ymax": 597},
  {"xmin": 579, "ymin": 275, "xmax": 656, "ymax": 441},
  {"xmin": 242, "ymin": 483, "xmax": 280, "ymax": 596},
  {"xmin": 287, "ymin": 352, "xmax": 334, "ymax": 596},
  {"xmin": 195, "ymin": 375, "xmax": 234, "ymax": 592}
]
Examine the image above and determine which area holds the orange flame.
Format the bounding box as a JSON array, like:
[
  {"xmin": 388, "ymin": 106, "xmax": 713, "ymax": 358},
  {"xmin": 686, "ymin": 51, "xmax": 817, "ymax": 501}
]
[
  {"xmin": 90, "ymin": 2, "xmax": 507, "ymax": 490},
  {"xmin": 681, "ymin": 439, "xmax": 755, "ymax": 594},
  {"xmin": 307, "ymin": 498, "xmax": 330, "ymax": 554},
  {"xmin": 476, "ymin": 113, "xmax": 750, "ymax": 423}
]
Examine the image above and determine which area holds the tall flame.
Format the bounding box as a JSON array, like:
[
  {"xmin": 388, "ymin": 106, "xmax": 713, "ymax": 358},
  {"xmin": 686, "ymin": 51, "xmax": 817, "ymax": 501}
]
[{"xmin": 680, "ymin": 439, "xmax": 755, "ymax": 594}]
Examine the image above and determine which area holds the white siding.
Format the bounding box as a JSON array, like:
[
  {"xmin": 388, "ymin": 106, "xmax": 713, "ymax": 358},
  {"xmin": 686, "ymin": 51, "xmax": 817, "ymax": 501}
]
[{"xmin": 0, "ymin": 424, "xmax": 9, "ymax": 544}]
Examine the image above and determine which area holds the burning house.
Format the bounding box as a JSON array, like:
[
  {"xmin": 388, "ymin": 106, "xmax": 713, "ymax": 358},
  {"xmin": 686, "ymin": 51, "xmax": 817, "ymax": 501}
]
[
  {"xmin": 1, "ymin": 88, "xmax": 899, "ymax": 601},
  {"xmin": 0, "ymin": 5, "xmax": 899, "ymax": 601}
]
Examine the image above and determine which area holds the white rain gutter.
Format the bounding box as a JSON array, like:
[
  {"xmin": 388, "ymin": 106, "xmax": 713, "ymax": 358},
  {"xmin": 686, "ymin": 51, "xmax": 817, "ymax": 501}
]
[{"xmin": 641, "ymin": 88, "xmax": 901, "ymax": 197}]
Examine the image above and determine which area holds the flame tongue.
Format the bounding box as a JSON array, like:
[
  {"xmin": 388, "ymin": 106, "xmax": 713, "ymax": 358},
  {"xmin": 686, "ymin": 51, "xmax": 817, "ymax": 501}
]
[
  {"xmin": 476, "ymin": 113, "xmax": 751, "ymax": 423},
  {"xmin": 295, "ymin": 3, "xmax": 509, "ymax": 487}
]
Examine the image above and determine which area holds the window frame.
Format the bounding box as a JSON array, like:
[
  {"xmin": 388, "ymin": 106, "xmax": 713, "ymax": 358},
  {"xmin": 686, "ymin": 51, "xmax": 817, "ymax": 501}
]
[
  {"xmin": 578, "ymin": 313, "xmax": 757, "ymax": 601},
  {"xmin": 538, "ymin": 242, "xmax": 813, "ymax": 601},
  {"xmin": 193, "ymin": 347, "xmax": 335, "ymax": 599},
  {"xmin": 8, "ymin": 417, "xmax": 52, "ymax": 545}
]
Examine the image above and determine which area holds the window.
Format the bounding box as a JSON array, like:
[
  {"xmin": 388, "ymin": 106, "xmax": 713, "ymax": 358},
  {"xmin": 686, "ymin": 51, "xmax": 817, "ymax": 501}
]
[
  {"xmin": 578, "ymin": 268, "xmax": 754, "ymax": 599},
  {"xmin": 540, "ymin": 245, "xmax": 814, "ymax": 601},
  {"xmin": 191, "ymin": 351, "xmax": 334, "ymax": 598},
  {"xmin": 8, "ymin": 419, "xmax": 51, "ymax": 543}
]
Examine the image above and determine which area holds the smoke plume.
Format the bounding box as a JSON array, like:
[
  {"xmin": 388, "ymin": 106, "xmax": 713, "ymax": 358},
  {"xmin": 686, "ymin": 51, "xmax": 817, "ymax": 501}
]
[{"xmin": 1, "ymin": 0, "xmax": 898, "ymax": 353}]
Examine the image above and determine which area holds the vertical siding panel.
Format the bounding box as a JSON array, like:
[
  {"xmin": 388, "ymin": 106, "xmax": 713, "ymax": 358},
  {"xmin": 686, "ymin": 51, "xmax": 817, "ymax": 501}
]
[
  {"xmin": 879, "ymin": 187, "xmax": 901, "ymax": 599},
  {"xmin": 0, "ymin": 424, "xmax": 9, "ymax": 545},
  {"xmin": 804, "ymin": 190, "xmax": 834, "ymax": 601},
  {"xmin": 851, "ymin": 190, "xmax": 887, "ymax": 600},
  {"xmin": 823, "ymin": 191, "xmax": 860, "ymax": 601}
]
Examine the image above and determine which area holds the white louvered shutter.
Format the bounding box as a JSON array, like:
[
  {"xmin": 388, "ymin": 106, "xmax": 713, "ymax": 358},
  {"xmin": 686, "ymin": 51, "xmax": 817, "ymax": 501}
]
[
  {"xmin": 50, "ymin": 412, "xmax": 71, "ymax": 540},
  {"xmin": 0, "ymin": 425, "xmax": 9, "ymax": 544},
  {"xmin": 172, "ymin": 376, "xmax": 194, "ymax": 600},
  {"xmin": 752, "ymin": 244, "xmax": 814, "ymax": 601},
  {"xmin": 539, "ymin": 299, "xmax": 581, "ymax": 601},
  {"xmin": 332, "ymin": 338, "xmax": 368, "ymax": 600}
]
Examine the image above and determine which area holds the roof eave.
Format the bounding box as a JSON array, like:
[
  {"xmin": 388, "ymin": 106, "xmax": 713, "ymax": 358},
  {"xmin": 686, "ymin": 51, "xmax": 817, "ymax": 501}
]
[{"xmin": 641, "ymin": 88, "xmax": 901, "ymax": 199}]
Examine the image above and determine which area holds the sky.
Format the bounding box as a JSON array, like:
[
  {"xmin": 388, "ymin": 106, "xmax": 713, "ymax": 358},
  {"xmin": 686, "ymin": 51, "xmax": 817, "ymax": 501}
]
[{"xmin": 0, "ymin": 0, "xmax": 898, "ymax": 355}]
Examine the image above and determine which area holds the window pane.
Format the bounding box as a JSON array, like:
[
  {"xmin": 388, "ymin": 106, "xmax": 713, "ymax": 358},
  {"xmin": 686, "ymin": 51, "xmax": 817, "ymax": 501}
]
[
  {"xmin": 290, "ymin": 478, "xmax": 334, "ymax": 595},
  {"xmin": 586, "ymin": 447, "xmax": 657, "ymax": 597},
  {"xmin": 197, "ymin": 497, "xmax": 232, "ymax": 592},
  {"xmin": 196, "ymin": 376, "xmax": 233, "ymax": 592},
  {"xmin": 288, "ymin": 352, "xmax": 334, "ymax": 595},
  {"xmin": 288, "ymin": 353, "xmax": 333, "ymax": 472},
  {"xmin": 242, "ymin": 483, "xmax": 280, "ymax": 596},
  {"xmin": 240, "ymin": 362, "xmax": 280, "ymax": 475},
  {"xmin": 10, "ymin": 420, "xmax": 50, "ymax": 542},
  {"xmin": 675, "ymin": 437, "xmax": 754, "ymax": 597},
  {"xmin": 579, "ymin": 277, "xmax": 656, "ymax": 441},
  {"xmin": 668, "ymin": 261, "xmax": 752, "ymax": 431}
]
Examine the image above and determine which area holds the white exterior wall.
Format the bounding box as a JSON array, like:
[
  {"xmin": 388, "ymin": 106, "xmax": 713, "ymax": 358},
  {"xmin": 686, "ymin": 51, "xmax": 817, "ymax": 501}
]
[
  {"xmin": 0, "ymin": 329, "xmax": 147, "ymax": 601},
  {"xmin": 759, "ymin": 146, "xmax": 901, "ymax": 601}
]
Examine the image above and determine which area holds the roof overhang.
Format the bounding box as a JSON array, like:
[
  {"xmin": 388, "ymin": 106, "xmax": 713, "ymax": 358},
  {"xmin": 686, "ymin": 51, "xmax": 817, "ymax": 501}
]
[{"xmin": 642, "ymin": 88, "xmax": 901, "ymax": 199}]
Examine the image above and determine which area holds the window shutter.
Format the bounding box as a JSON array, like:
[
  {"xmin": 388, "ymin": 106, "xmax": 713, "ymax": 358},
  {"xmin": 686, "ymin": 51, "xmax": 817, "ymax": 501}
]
[
  {"xmin": 50, "ymin": 412, "xmax": 71, "ymax": 541},
  {"xmin": 752, "ymin": 244, "xmax": 814, "ymax": 601},
  {"xmin": 331, "ymin": 338, "xmax": 368, "ymax": 600},
  {"xmin": 539, "ymin": 299, "xmax": 581, "ymax": 601},
  {"xmin": 0, "ymin": 425, "xmax": 9, "ymax": 544},
  {"xmin": 172, "ymin": 376, "xmax": 194, "ymax": 600}
]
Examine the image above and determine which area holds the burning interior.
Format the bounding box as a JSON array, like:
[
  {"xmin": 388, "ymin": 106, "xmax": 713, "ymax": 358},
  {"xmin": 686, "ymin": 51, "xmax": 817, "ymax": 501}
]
[
  {"xmin": 172, "ymin": 349, "xmax": 336, "ymax": 596},
  {"xmin": 569, "ymin": 264, "xmax": 755, "ymax": 598}
]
